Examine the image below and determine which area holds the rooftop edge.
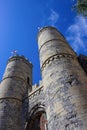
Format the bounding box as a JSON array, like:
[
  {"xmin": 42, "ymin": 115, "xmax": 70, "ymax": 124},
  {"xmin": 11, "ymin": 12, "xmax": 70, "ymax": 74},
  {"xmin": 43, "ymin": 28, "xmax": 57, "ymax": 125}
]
[
  {"xmin": 8, "ymin": 55, "xmax": 33, "ymax": 68},
  {"xmin": 37, "ymin": 26, "xmax": 58, "ymax": 39}
]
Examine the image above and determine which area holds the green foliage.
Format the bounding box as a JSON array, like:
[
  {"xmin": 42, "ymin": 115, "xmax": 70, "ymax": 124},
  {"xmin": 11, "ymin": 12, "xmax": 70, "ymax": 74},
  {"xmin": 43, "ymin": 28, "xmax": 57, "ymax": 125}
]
[{"xmin": 73, "ymin": 0, "xmax": 87, "ymax": 16}]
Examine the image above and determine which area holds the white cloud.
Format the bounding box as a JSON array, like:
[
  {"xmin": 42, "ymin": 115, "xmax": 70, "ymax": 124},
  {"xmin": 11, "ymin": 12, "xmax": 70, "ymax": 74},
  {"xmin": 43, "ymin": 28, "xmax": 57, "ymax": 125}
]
[
  {"xmin": 66, "ymin": 16, "xmax": 87, "ymax": 54},
  {"xmin": 48, "ymin": 9, "xmax": 59, "ymax": 25}
]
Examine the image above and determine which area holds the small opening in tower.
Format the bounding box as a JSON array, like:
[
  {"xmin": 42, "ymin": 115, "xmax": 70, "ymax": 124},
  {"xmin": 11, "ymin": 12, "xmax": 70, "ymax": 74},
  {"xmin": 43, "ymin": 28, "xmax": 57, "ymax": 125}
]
[{"xmin": 27, "ymin": 77, "xmax": 30, "ymax": 85}]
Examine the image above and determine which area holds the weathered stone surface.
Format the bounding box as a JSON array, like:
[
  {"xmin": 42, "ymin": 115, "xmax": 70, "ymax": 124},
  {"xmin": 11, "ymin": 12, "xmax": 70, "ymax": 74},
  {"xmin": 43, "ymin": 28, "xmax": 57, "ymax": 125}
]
[
  {"xmin": 0, "ymin": 56, "xmax": 32, "ymax": 130},
  {"xmin": 37, "ymin": 26, "xmax": 87, "ymax": 130},
  {"xmin": 0, "ymin": 26, "xmax": 87, "ymax": 130}
]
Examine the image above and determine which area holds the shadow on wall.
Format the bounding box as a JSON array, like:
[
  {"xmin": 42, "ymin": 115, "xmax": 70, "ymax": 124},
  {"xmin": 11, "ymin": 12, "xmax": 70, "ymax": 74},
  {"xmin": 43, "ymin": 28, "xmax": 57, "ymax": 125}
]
[{"xmin": 78, "ymin": 54, "xmax": 87, "ymax": 74}]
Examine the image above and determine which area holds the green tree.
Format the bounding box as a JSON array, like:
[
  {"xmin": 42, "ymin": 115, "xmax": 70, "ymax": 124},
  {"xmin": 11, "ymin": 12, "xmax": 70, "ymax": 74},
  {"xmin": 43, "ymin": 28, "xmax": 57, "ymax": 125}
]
[{"xmin": 73, "ymin": 0, "xmax": 87, "ymax": 16}]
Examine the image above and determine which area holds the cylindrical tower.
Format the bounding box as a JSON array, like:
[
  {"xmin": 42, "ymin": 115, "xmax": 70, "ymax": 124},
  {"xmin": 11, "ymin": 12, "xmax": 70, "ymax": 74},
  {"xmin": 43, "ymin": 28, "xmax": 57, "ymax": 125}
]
[
  {"xmin": 0, "ymin": 55, "xmax": 32, "ymax": 130},
  {"xmin": 38, "ymin": 26, "xmax": 87, "ymax": 130}
]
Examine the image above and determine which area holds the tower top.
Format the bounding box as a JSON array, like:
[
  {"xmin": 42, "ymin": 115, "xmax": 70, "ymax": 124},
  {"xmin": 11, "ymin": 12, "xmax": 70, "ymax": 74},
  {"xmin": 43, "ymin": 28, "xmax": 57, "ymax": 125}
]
[
  {"xmin": 38, "ymin": 26, "xmax": 58, "ymax": 38},
  {"xmin": 8, "ymin": 55, "xmax": 33, "ymax": 68}
]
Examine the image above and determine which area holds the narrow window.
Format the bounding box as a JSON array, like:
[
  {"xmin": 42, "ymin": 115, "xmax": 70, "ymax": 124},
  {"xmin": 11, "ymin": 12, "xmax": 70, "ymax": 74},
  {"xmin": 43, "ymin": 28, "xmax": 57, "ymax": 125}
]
[
  {"xmin": 27, "ymin": 77, "xmax": 32, "ymax": 92},
  {"xmin": 27, "ymin": 77, "xmax": 30, "ymax": 85}
]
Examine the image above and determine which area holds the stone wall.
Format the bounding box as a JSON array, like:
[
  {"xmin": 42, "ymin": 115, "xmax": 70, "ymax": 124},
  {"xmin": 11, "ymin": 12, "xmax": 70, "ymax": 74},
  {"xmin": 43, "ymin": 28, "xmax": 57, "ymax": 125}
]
[
  {"xmin": 37, "ymin": 26, "xmax": 87, "ymax": 130},
  {"xmin": 0, "ymin": 56, "xmax": 32, "ymax": 130},
  {"xmin": 25, "ymin": 85, "xmax": 45, "ymax": 129},
  {"xmin": 0, "ymin": 26, "xmax": 87, "ymax": 130},
  {"xmin": 28, "ymin": 85, "xmax": 45, "ymax": 116}
]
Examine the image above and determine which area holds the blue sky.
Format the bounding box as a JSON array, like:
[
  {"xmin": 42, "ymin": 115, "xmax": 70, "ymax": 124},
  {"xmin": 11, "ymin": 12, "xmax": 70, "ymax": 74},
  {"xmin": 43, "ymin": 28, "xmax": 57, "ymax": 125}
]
[{"xmin": 0, "ymin": 0, "xmax": 87, "ymax": 84}]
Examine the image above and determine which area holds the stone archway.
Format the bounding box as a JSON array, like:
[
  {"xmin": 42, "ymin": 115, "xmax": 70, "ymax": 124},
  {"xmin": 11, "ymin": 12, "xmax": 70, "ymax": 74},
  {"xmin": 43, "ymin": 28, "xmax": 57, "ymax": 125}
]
[{"xmin": 26, "ymin": 104, "xmax": 48, "ymax": 130}]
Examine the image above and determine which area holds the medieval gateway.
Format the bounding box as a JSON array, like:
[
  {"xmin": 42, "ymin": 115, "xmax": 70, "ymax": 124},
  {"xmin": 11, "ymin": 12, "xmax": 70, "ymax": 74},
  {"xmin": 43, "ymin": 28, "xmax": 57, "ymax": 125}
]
[{"xmin": 0, "ymin": 26, "xmax": 87, "ymax": 130}]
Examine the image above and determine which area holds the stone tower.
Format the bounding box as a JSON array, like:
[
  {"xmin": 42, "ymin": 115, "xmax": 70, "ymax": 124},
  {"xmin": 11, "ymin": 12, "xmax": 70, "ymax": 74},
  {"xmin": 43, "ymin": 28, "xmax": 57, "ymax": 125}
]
[
  {"xmin": 0, "ymin": 56, "xmax": 32, "ymax": 130},
  {"xmin": 38, "ymin": 26, "xmax": 87, "ymax": 130},
  {"xmin": 0, "ymin": 26, "xmax": 87, "ymax": 130}
]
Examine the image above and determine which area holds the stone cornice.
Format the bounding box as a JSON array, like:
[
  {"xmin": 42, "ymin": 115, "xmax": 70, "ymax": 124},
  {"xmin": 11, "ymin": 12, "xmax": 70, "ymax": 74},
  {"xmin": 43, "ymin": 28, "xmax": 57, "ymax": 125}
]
[{"xmin": 41, "ymin": 53, "xmax": 77, "ymax": 71}]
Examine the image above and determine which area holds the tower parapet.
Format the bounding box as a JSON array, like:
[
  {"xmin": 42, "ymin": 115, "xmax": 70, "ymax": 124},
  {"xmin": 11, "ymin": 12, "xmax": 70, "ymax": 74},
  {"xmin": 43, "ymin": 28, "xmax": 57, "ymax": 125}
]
[{"xmin": 0, "ymin": 55, "xmax": 33, "ymax": 130}]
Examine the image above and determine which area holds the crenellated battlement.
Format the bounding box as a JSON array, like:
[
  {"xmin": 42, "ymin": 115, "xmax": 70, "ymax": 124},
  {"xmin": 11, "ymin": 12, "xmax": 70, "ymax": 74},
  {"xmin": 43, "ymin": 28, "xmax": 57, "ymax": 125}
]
[{"xmin": 29, "ymin": 85, "xmax": 43, "ymax": 100}]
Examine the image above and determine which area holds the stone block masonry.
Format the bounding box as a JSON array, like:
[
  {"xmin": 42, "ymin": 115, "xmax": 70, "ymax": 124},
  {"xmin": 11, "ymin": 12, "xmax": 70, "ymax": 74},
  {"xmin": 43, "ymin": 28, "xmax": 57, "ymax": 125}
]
[
  {"xmin": 0, "ymin": 26, "xmax": 87, "ymax": 130},
  {"xmin": 38, "ymin": 26, "xmax": 87, "ymax": 130},
  {"xmin": 0, "ymin": 56, "xmax": 32, "ymax": 130}
]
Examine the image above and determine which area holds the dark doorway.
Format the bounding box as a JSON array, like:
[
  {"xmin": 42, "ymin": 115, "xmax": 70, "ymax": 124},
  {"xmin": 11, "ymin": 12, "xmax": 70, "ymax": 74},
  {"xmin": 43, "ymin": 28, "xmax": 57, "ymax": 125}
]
[{"xmin": 26, "ymin": 112, "xmax": 47, "ymax": 130}]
